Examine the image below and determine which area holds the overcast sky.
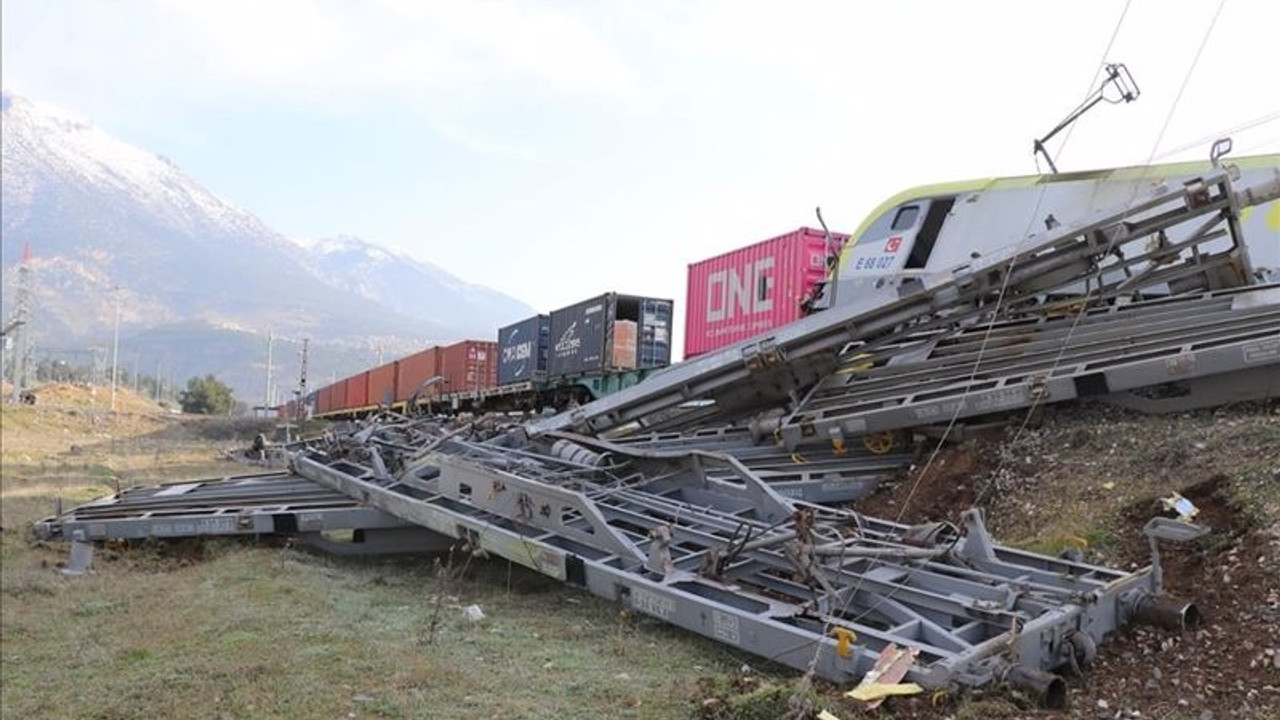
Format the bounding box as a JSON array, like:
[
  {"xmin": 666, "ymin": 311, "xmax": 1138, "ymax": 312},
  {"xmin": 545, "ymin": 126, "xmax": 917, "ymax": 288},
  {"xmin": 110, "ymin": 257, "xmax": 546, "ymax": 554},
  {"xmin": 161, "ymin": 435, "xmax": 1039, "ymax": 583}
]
[{"xmin": 4, "ymin": 0, "xmax": 1278, "ymax": 354}]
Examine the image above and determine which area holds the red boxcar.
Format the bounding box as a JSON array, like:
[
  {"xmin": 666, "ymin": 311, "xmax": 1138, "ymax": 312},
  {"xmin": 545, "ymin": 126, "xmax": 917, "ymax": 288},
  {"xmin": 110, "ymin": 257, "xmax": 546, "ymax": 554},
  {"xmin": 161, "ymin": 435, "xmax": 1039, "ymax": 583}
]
[
  {"xmin": 346, "ymin": 371, "xmax": 370, "ymax": 409},
  {"xmin": 439, "ymin": 340, "xmax": 498, "ymax": 393},
  {"xmin": 316, "ymin": 385, "xmax": 333, "ymax": 415},
  {"xmin": 331, "ymin": 379, "xmax": 348, "ymax": 411},
  {"xmin": 368, "ymin": 361, "xmax": 397, "ymax": 407},
  {"xmin": 396, "ymin": 347, "xmax": 441, "ymax": 402},
  {"xmin": 684, "ymin": 227, "xmax": 849, "ymax": 358}
]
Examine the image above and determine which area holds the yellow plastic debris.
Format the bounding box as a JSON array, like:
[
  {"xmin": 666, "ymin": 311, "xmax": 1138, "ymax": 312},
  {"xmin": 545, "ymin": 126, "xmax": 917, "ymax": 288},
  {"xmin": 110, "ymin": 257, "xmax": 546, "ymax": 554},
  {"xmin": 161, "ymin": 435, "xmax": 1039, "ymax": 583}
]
[
  {"xmin": 838, "ymin": 353, "xmax": 874, "ymax": 373},
  {"xmin": 830, "ymin": 627, "xmax": 857, "ymax": 657},
  {"xmin": 846, "ymin": 642, "xmax": 920, "ymax": 709},
  {"xmin": 817, "ymin": 711, "xmax": 844, "ymax": 720},
  {"xmin": 846, "ymin": 682, "xmax": 924, "ymax": 701},
  {"xmin": 1101, "ymin": 481, "xmax": 1116, "ymax": 490}
]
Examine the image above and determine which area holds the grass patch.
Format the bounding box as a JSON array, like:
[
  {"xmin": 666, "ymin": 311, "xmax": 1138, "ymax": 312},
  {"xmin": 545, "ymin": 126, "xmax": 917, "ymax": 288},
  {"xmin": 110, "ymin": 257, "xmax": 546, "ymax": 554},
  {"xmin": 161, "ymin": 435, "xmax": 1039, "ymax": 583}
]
[
  {"xmin": 2, "ymin": 403, "xmax": 748, "ymax": 719},
  {"xmin": 72, "ymin": 599, "xmax": 126, "ymax": 617}
]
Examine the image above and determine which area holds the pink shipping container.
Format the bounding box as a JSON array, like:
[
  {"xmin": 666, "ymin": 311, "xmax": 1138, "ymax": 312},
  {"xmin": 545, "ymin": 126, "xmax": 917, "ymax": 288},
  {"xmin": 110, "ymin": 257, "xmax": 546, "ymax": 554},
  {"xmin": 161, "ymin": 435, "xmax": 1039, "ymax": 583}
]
[
  {"xmin": 368, "ymin": 362, "xmax": 398, "ymax": 407},
  {"xmin": 684, "ymin": 227, "xmax": 849, "ymax": 358},
  {"xmin": 396, "ymin": 347, "xmax": 441, "ymax": 402},
  {"xmin": 346, "ymin": 372, "xmax": 370, "ymax": 409},
  {"xmin": 439, "ymin": 340, "xmax": 498, "ymax": 393}
]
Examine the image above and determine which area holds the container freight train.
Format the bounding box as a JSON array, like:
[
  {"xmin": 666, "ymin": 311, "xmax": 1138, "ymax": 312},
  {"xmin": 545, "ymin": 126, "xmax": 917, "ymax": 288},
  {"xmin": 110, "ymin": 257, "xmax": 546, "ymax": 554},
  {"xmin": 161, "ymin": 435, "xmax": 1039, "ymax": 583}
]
[{"xmin": 282, "ymin": 292, "xmax": 673, "ymax": 420}]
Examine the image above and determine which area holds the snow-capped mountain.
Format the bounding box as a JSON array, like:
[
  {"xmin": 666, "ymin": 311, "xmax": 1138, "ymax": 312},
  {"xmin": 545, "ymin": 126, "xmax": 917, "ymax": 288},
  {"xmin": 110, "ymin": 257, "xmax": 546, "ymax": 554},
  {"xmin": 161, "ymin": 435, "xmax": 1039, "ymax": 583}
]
[
  {"xmin": 305, "ymin": 235, "xmax": 535, "ymax": 335},
  {"xmin": 1, "ymin": 93, "xmax": 295, "ymax": 252},
  {"xmin": 0, "ymin": 91, "xmax": 533, "ymax": 398}
]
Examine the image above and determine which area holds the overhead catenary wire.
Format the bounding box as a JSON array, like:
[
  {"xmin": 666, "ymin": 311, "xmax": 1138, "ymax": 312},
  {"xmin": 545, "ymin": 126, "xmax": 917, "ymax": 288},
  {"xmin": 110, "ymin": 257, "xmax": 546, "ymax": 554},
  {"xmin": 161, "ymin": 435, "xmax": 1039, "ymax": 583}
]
[
  {"xmin": 1041, "ymin": 0, "xmax": 1135, "ymax": 172},
  {"xmin": 814, "ymin": 0, "xmax": 1145, "ymax": 640},
  {"xmin": 1147, "ymin": 0, "xmax": 1228, "ymax": 162},
  {"xmin": 974, "ymin": 0, "xmax": 1232, "ymax": 509},
  {"xmin": 793, "ymin": 0, "xmax": 1241, "ymax": 680},
  {"xmin": 1149, "ymin": 111, "xmax": 1280, "ymax": 162},
  {"xmin": 1235, "ymin": 133, "xmax": 1280, "ymax": 155}
]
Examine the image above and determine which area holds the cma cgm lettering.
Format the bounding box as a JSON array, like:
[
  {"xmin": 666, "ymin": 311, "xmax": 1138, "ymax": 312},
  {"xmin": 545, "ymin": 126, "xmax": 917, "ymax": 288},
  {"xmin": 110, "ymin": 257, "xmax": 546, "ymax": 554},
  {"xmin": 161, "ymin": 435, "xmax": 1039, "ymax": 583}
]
[
  {"xmin": 503, "ymin": 342, "xmax": 533, "ymax": 363},
  {"xmin": 498, "ymin": 314, "xmax": 550, "ymax": 384}
]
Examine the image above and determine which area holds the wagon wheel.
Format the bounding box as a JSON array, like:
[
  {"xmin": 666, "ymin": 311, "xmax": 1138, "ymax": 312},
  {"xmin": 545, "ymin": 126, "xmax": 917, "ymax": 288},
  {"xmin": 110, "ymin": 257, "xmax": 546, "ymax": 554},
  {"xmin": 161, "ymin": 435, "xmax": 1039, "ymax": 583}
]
[{"xmin": 862, "ymin": 431, "xmax": 895, "ymax": 455}]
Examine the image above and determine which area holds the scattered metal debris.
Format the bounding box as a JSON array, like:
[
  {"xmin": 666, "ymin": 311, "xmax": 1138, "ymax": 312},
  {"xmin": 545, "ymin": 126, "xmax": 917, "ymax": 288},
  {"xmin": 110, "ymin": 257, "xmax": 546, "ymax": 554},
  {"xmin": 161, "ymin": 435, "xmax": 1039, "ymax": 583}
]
[{"xmin": 34, "ymin": 160, "xmax": 1280, "ymax": 706}]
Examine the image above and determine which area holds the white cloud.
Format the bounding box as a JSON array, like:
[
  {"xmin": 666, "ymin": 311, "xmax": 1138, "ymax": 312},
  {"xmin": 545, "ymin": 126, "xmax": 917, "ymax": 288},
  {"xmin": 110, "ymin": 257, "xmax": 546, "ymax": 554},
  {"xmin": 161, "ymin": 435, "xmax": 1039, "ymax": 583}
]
[
  {"xmin": 145, "ymin": 0, "xmax": 640, "ymax": 106},
  {"xmin": 380, "ymin": 0, "xmax": 641, "ymax": 101},
  {"xmin": 4, "ymin": 0, "xmax": 1277, "ymax": 345},
  {"xmin": 155, "ymin": 0, "xmax": 343, "ymax": 88}
]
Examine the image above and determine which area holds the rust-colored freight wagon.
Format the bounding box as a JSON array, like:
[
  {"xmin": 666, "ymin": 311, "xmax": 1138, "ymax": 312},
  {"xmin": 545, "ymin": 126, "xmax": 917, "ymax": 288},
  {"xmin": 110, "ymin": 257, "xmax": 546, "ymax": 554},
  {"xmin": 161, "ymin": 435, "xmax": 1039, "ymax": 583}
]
[
  {"xmin": 346, "ymin": 372, "xmax": 369, "ymax": 409},
  {"xmin": 368, "ymin": 362, "xmax": 397, "ymax": 407},
  {"xmin": 396, "ymin": 347, "xmax": 441, "ymax": 402},
  {"xmin": 330, "ymin": 379, "xmax": 348, "ymax": 410},
  {"xmin": 316, "ymin": 385, "xmax": 334, "ymax": 415},
  {"xmin": 439, "ymin": 340, "xmax": 498, "ymax": 394}
]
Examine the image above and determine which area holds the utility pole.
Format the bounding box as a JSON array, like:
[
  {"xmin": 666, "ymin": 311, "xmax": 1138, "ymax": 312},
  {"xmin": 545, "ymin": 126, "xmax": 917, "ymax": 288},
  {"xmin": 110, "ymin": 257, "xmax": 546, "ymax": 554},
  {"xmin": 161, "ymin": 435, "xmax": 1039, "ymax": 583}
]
[
  {"xmin": 91, "ymin": 347, "xmax": 106, "ymax": 387},
  {"xmin": 109, "ymin": 286, "xmax": 122, "ymax": 412},
  {"xmin": 264, "ymin": 330, "xmax": 275, "ymax": 410},
  {"xmin": 296, "ymin": 337, "xmax": 309, "ymax": 426},
  {"xmin": 6, "ymin": 243, "xmax": 33, "ymax": 403}
]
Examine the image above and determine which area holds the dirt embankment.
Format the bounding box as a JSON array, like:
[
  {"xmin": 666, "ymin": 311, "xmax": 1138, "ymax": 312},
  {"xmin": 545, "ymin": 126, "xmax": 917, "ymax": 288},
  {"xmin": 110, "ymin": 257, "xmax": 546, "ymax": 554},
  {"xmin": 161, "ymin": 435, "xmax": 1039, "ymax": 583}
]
[
  {"xmin": 1, "ymin": 382, "xmax": 279, "ymax": 482},
  {"xmin": 851, "ymin": 401, "xmax": 1280, "ymax": 719}
]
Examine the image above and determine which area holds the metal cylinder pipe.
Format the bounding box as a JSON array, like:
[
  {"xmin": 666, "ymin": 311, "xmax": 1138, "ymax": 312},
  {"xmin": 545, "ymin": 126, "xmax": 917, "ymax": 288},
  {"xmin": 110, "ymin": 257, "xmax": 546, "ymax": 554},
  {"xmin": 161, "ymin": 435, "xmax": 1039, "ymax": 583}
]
[
  {"xmin": 1000, "ymin": 664, "xmax": 1068, "ymax": 709},
  {"xmin": 549, "ymin": 439, "xmax": 607, "ymax": 467},
  {"xmin": 812, "ymin": 542, "xmax": 950, "ymax": 559},
  {"xmin": 1132, "ymin": 595, "xmax": 1201, "ymax": 631}
]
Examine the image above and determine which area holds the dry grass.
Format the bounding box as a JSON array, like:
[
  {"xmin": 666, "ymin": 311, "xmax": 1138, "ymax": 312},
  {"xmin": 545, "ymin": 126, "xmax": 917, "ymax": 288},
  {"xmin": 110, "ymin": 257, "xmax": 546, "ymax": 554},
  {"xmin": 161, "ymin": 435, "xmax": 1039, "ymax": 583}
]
[
  {"xmin": 11, "ymin": 389, "xmax": 1272, "ymax": 719},
  {"xmin": 1, "ymin": 393, "xmax": 750, "ymax": 720},
  {"xmin": 2, "ymin": 543, "xmax": 744, "ymax": 719}
]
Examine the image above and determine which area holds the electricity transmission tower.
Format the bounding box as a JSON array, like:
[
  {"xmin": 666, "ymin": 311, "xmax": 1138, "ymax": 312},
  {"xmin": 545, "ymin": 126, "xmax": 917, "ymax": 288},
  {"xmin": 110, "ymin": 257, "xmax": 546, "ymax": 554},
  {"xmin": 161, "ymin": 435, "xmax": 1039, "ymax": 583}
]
[{"xmin": 4, "ymin": 244, "xmax": 34, "ymax": 403}]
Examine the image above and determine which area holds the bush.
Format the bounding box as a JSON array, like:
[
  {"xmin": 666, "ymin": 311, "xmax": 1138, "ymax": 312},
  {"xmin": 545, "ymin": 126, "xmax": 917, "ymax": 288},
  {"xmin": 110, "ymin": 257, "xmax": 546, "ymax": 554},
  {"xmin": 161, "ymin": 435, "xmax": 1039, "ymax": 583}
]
[{"xmin": 178, "ymin": 374, "xmax": 235, "ymax": 415}]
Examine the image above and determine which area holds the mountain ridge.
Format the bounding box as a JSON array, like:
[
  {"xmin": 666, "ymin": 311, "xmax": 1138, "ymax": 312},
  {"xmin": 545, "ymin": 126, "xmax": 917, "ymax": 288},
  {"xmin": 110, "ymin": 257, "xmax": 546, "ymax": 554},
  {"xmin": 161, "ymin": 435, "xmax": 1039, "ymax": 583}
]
[{"xmin": 1, "ymin": 90, "xmax": 534, "ymax": 400}]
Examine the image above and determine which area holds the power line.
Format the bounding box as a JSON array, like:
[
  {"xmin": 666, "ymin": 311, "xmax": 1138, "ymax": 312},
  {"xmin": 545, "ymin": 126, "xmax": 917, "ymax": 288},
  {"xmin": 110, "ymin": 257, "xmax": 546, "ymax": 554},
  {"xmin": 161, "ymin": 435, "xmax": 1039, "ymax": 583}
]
[
  {"xmin": 974, "ymin": 0, "xmax": 1233, "ymax": 509},
  {"xmin": 798, "ymin": 2, "xmax": 1233, "ymax": 674},
  {"xmin": 1046, "ymin": 0, "xmax": 1134, "ymax": 169},
  {"xmin": 1150, "ymin": 111, "xmax": 1280, "ymax": 161},
  {"xmin": 1147, "ymin": 0, "xmax": 1228, "ymax": 161},
  {"xmin": 109, "ymin": 286, "xmax": 123, "ymax": 412}
]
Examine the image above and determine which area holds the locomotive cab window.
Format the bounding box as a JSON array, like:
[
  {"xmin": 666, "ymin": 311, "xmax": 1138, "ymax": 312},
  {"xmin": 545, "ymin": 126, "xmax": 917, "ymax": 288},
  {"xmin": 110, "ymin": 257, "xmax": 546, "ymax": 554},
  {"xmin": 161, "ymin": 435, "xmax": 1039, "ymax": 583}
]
[
  {"xmin": 905, "ymin": 197, "xmax": 956, "ymax": 269},
  {"xmin": 891, "ymin": 205, "xmax": 920, "ymax": 231}
]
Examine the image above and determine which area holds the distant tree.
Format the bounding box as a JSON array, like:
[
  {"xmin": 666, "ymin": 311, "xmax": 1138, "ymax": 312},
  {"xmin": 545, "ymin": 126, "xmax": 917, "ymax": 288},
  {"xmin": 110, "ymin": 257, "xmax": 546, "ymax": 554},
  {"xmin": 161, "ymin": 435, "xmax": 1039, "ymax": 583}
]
[{"xmin": 179, "ymin": 374, "xmax": 235, "ymax": 415}]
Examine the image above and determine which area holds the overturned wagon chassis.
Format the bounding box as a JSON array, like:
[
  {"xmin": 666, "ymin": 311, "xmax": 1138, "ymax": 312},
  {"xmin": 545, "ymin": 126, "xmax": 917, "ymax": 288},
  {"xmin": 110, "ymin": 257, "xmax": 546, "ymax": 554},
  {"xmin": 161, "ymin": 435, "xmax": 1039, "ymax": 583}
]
[{"xmin": 286, "ymin": 425, "xmax": 1194, "ymax": 706}]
